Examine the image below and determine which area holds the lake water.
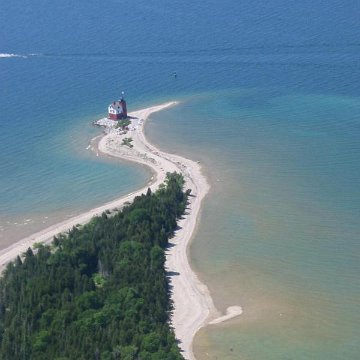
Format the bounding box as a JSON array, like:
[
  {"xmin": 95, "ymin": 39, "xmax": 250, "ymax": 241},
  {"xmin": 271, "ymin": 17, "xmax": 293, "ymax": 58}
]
[
  {"xmin": 147, "ymin": 90, "xmax": 360, "ymax": 359},
  {"xmin": 1, "ymin": 0, "xmax": 359, "ymax": 358}
]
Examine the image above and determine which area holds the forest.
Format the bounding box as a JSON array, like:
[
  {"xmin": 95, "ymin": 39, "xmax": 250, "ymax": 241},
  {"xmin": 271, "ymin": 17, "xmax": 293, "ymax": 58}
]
[{"xmin": 0, "ymin": 172, "xmax": 188, "ymax": 360}]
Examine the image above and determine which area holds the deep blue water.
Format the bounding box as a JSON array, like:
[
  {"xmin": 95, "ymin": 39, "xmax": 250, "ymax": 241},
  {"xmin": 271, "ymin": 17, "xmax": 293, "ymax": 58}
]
[{"xmin": 1, "ymin": 0, "xmax": 360, "ymax": 358}]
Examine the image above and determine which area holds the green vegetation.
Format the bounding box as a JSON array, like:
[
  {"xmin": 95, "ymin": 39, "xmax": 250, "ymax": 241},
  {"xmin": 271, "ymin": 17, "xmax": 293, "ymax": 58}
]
[
  {"xmin": 121, "ymin": 137, "xmax": 133, "ymax": 148},
  {"xmin": 0, "ymin": 173, "xmax": 188, "ymax": 360},
  {"xmin": 116, "ymin": 119, "xmax": 131, "ymax": 129}
]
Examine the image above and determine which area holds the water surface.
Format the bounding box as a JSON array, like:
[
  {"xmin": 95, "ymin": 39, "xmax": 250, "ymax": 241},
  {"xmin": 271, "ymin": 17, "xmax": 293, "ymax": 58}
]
[{"xmin": 1, "ymin": 0, "xmax": 360, "ymax": 358}]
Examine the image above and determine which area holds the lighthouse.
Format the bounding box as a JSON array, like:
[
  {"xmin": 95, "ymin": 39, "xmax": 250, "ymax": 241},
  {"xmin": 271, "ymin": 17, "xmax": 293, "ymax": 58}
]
[{"xmin": 108, "ymin": 94, "xmax": 127, "ymax": 120}]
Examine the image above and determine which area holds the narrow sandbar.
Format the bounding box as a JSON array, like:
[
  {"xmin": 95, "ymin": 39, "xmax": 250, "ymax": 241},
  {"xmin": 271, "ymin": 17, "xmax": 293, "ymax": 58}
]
[{"xmin": 0, "ymin": 102, "xmax": 242, "ymax": 359}]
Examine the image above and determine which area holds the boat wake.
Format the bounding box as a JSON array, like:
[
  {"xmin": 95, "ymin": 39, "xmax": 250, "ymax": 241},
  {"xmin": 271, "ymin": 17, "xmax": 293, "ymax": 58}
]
[
  {"xmin": 0, "ymin": 53, "xmax": 42, "ymax": 59},
  {"xmin": 0, "ymin": 53, "xmax": 28, "ymax": 59}
]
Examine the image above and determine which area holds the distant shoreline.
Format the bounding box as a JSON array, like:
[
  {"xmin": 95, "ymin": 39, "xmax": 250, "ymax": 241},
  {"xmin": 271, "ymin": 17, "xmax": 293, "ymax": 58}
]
[{"xmin": 0, "ymin": 102, "xmax": 242, "ymax": 359}]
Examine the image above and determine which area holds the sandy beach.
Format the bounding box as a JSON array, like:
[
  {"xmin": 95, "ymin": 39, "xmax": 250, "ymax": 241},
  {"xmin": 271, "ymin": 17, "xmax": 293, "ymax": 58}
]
[{"xmin": 0, "ymin": 102, "xmax": 242, "ymax": 359}]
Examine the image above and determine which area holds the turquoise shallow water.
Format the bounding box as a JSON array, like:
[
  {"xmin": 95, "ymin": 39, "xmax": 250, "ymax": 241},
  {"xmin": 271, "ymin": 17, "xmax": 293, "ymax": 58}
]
[
  {"xmin": 0, "ymin": 98, "xmax": 151, "ymax": 247},
  {"xmin": 1, "ymin": 0, "xmax": 360, "ymax": 358},
  {"xmin": 146, "ymin": 91, "xmax": 360, "ymax": 359}
]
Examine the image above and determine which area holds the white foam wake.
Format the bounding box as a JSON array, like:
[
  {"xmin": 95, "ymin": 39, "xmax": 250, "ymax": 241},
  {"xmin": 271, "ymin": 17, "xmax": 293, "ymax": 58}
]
[{"xmin": 0, "ymin": 53, "xmax": 27, "ymax": 58}]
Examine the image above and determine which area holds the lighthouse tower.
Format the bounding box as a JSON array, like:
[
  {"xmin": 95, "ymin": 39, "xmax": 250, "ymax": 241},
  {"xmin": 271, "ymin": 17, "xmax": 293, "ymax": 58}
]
[{"xmin": 108, "ymin": 94, "xmax": 127, "ymax": 120}]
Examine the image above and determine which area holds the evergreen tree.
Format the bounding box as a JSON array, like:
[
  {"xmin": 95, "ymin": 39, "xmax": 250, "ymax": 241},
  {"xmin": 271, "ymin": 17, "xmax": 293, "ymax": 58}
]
[{"xmin": 0, "ymin": 173, "xmax": 188, "ymax": 360}]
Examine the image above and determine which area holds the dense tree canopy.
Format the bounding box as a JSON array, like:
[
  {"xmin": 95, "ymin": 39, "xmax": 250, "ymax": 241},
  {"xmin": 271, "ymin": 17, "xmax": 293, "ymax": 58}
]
[{"xmin": 0, "ymin": 172, "xmax": 188, "ymax": 360}]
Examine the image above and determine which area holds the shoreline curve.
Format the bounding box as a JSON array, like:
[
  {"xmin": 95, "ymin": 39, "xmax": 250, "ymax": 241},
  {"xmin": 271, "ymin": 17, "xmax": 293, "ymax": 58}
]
[{"xmin": 0, "ymin": 101, "xmax": 242, "ymax": 359}]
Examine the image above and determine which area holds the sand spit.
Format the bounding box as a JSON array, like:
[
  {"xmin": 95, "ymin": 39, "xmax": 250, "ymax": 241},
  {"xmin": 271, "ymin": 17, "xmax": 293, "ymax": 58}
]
[{"xmin": 0, "ymin": 102, "xmax": 242, "ymax": 359}]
